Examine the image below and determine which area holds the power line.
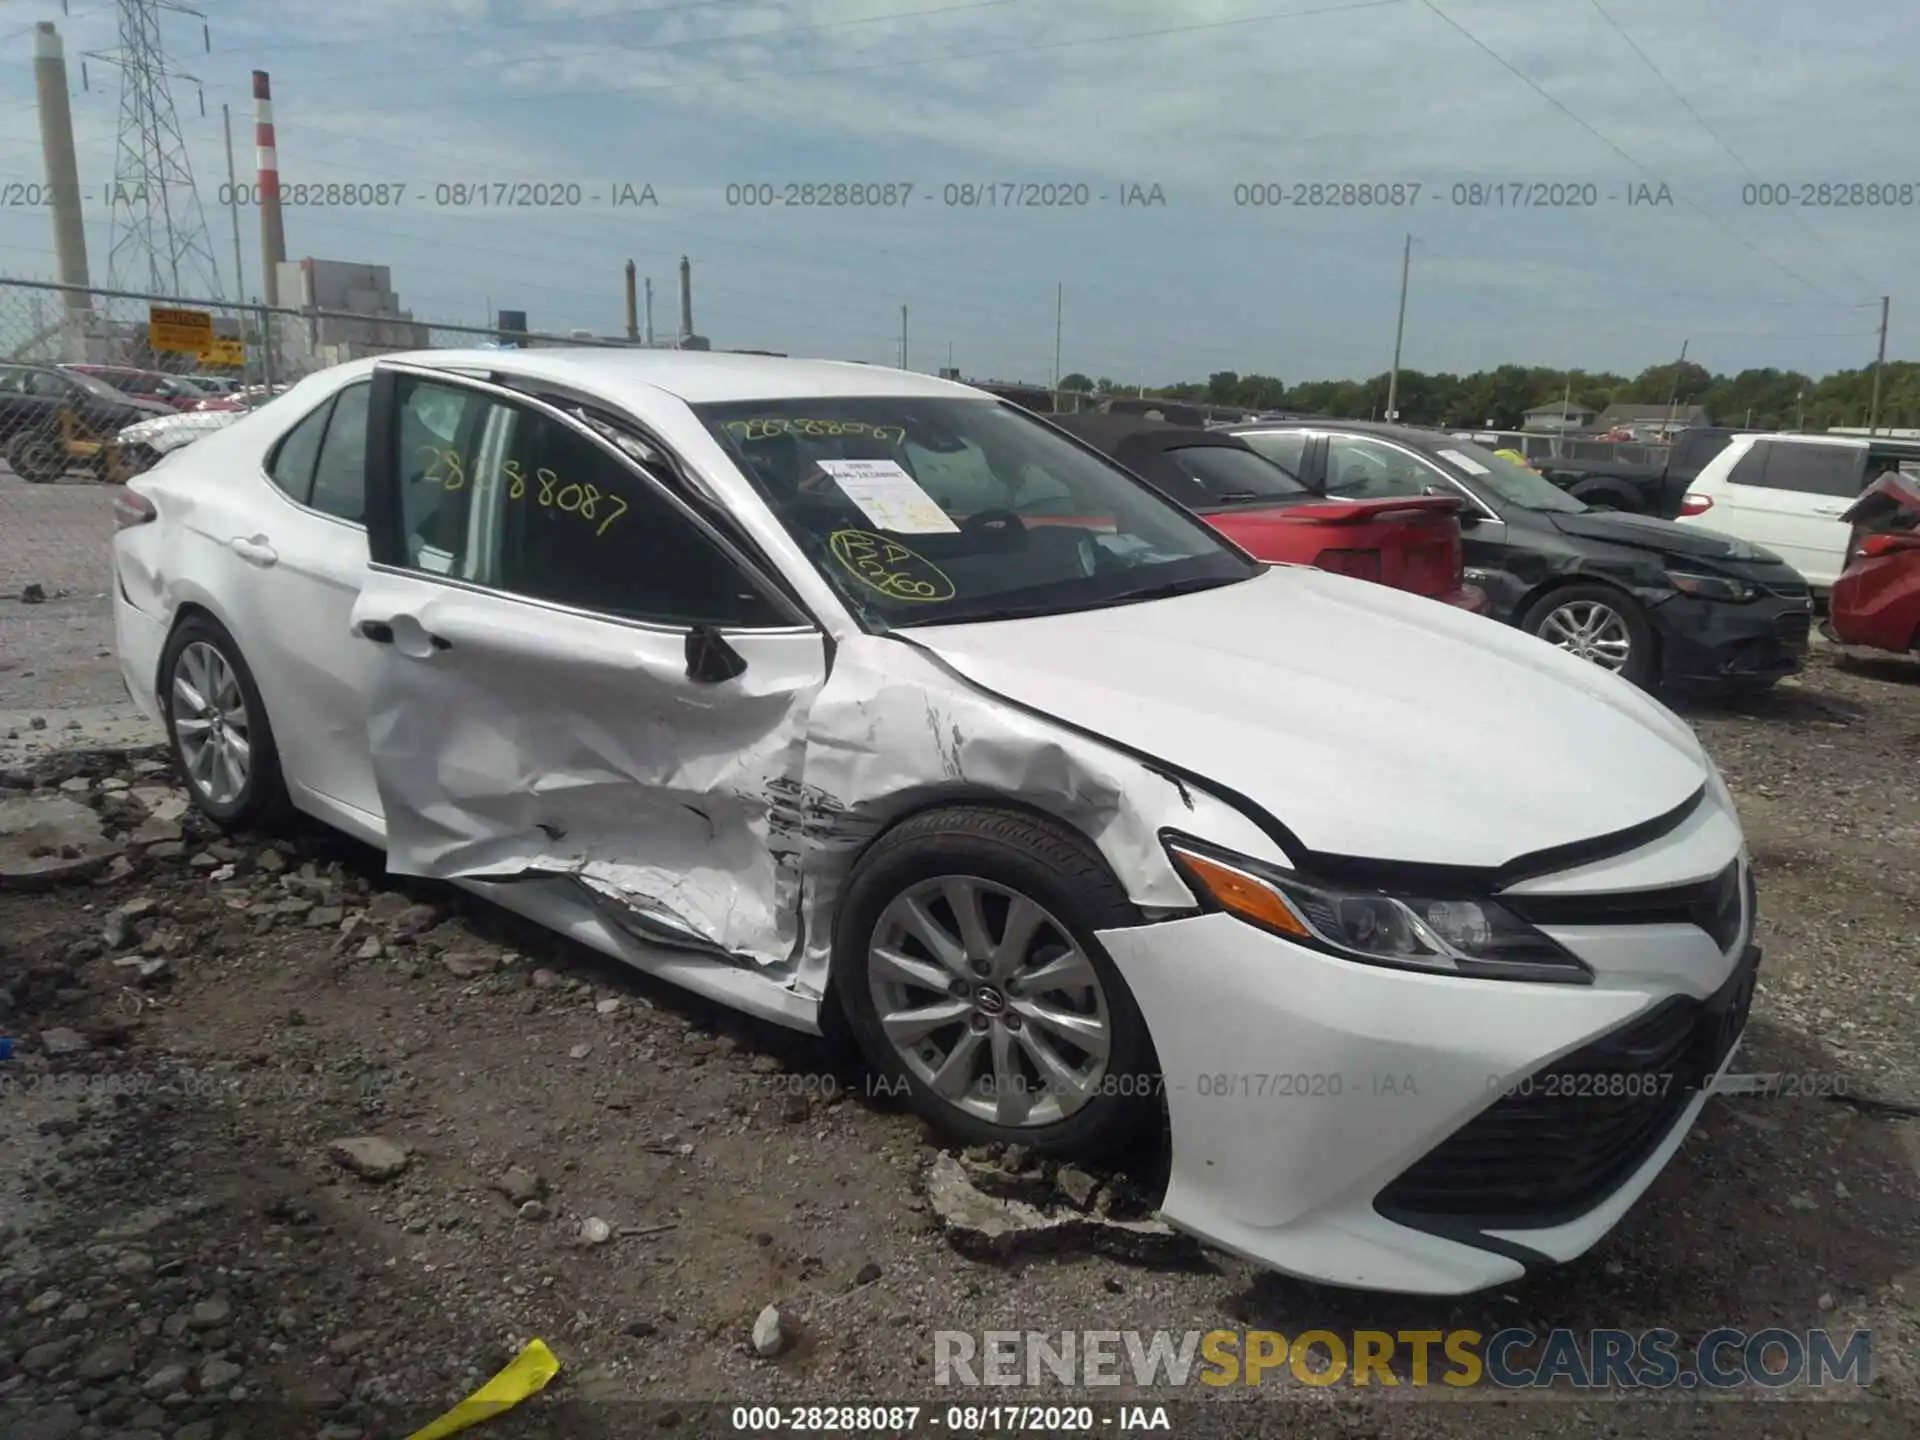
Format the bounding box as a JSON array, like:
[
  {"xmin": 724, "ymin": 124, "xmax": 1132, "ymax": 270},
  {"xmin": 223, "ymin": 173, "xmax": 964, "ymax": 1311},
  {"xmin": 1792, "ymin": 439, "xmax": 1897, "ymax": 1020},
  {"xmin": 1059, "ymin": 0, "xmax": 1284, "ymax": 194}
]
[
  {"xmin": 255, "ymin": 0, "xmax": 1034, "ymax": 89},
  {"xmin": 1415, "ymin": 0, "xmax": 1857, "ymax": 307},
  {"xmin": 1580, "ymin": 0, "xmax": 1882, "ymax": 298},
  {"xmin": 233, "ymin": 0, "xmax": 841, "ymax": 55},
  {"xmin": 193, "ymin": 0, "xmax": 1410, "ymax": 114}
]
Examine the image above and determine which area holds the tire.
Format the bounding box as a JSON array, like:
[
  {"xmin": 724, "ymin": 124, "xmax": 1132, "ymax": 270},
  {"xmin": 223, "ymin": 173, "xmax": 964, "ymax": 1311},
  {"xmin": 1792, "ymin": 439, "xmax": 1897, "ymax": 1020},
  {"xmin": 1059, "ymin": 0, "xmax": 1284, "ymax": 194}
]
[
  {"xmin": 158, "ymin": 614, "xmax": 289, "ymax": 827},
  {"xmin": 832, "ymin": 805, "xmax": 1158, "ymax": 1158},
  {"xmin": 8, "ymin": 433, "xmax": 67, "ymax": 484},
  {"xmin": 1520, "ymin": 582, "xmax": 1657, "ymax": 688}
]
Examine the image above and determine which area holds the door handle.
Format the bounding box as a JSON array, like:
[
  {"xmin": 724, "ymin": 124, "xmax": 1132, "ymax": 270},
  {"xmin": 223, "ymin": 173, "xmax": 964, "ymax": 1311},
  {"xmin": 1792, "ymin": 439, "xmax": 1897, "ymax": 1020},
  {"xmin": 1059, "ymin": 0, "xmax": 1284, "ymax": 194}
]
[
  {"xmin": 357, "ymin": 618, "xmax": 451, "ymax": 652},
  {"xmin": 229, "ymin": 535, "xmax": 278, "ymax": 567}
]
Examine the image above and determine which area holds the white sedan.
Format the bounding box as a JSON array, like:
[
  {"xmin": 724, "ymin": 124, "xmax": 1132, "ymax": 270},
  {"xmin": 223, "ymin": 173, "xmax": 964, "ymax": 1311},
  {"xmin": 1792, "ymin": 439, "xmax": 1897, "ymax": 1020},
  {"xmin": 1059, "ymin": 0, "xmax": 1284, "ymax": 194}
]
[{"xmin": 112, "ymin": 351, "xmax": 1758, "ymax": 1294}]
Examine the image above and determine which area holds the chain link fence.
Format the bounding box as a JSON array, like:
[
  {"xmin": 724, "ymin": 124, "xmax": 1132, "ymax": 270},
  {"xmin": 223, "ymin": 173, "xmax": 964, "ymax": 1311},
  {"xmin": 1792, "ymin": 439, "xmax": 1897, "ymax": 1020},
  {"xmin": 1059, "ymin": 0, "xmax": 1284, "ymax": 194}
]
[{"xmin": 0, "ymin": 276, "xmax": 668, "ymax": 483}]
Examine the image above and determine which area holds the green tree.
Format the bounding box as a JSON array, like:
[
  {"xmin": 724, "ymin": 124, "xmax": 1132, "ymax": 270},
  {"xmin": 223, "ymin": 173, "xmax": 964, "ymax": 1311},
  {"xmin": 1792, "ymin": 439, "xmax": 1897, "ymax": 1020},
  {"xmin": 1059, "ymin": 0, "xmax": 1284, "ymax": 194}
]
[{"xmin": 1058, "ymin": 373, "xmax": 1094, "ymax": 393}]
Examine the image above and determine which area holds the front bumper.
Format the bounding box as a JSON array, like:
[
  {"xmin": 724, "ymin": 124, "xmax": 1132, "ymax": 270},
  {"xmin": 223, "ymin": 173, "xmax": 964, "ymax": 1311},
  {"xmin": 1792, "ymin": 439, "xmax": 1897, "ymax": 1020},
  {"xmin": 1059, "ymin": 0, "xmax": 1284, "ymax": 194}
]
[
  {"xmin": 1097, "ymin": 829, "xmax": 1753, "ymax": 1293},
  {"xmin": 1651, "ymin": 592, "xmax": 1811, "ymax": 685}
]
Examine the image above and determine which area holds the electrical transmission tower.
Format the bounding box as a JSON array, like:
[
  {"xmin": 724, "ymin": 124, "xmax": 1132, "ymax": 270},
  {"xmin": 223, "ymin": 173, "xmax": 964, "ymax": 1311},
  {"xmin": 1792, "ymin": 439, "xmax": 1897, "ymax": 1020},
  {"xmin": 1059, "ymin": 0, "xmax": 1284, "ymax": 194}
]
[{"xmin": 85, "ymin": 0, "xmax": 223, "ymax": 299}]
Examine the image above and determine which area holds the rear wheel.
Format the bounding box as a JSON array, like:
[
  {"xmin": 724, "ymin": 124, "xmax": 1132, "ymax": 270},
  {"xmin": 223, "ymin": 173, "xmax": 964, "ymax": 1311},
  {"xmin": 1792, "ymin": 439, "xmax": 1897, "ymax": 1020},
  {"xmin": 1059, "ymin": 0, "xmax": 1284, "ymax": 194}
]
[
  {"xmin": 1521, "ymin": 583, "xmax": 1656, "ymax": 687},
  {"xmin": 833, "ymin": 805, "xmax": 1159, "ymax": 1157},
  {"xmin": 159, "ymin": 615, "xmax": 288, "ymax": 827}
]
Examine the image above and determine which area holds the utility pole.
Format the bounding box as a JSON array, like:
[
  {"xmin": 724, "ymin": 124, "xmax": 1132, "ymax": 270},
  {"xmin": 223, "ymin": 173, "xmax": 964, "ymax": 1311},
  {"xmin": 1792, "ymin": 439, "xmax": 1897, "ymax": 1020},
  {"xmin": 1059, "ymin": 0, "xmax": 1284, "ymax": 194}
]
[
  {"xmin": 1796, "ymin": 386, "xmax": 1806, "ymax": 431},
  {"xmin": 1385, "ymin": 233, "xmax": 1412, "ymax": 422},
  {"xmin": 1662, "ymin": 338, "xmax": 1690, "ymax": 439},
  {"xmin": 899, "ymin": 305, "xmax": 907, "ymax": 369},
  {"xmin": 1053, "ymin": 282, "xmax": 1063, "ymax": 392},
  {"xmin": 1868, "ymin": 295, "xmax": 1890, "ymax": 435}
]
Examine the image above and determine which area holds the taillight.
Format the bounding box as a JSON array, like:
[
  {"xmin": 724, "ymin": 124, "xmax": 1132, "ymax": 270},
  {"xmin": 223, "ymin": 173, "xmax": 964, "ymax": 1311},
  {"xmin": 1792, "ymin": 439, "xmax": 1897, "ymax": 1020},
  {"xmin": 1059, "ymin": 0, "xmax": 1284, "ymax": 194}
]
[
  {"xmin": 1679, "ymin": 494, "xmax": 1712, "ymax": 517},
  {"xmin": 1314, "ymin": 547, "xmax": 1383, "ymax": 582},
  {"xmin": 112, "ymin": 489, "xmax": 156, "ymax": 529}
]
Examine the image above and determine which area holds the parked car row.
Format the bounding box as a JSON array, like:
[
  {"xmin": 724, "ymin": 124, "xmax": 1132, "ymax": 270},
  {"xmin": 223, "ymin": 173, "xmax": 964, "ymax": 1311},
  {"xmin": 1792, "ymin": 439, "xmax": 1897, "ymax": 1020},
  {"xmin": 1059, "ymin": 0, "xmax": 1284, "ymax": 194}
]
[{"xmin": 112, "ymin": 353, "xmax": 1763, "ymax": 1296}]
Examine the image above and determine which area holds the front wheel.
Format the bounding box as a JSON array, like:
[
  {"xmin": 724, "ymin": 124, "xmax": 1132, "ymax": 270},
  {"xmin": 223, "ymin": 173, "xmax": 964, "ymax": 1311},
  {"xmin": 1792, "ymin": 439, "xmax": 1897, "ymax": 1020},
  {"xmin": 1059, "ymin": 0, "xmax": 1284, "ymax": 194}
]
[
  {"xmin": 832, "ymin": 805, "xmax": 1159, "ymax": 1158},
  {"xmin": 8, "ymin": 433, "xmax": 68, "ymax": 483},
  {"xmin": 1520, "ymin": 583, "xmax": 1656, "ymax": 687}
]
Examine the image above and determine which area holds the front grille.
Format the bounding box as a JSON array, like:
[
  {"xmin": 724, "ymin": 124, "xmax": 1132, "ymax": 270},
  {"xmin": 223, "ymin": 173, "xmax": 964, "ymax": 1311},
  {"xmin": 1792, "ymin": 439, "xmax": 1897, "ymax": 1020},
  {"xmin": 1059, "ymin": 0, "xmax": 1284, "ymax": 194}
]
[
  {"xmin": 1773, "ymin": 610, "xmax": 1812, "ymax": 644},
  {"xmin": 1503, "ymin": 858, "xmax": 1749, "ymax": 954},
  {"xmin": 1377, "ymin": 946, "xmax": 1759, "ymax": 1228}
]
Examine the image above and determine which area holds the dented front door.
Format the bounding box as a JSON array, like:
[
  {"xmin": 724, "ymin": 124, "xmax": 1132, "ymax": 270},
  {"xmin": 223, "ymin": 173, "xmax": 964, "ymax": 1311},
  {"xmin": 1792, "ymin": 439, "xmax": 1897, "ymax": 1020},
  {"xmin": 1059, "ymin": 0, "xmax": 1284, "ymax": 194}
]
[{"xmin": 349, "ymin": 363, "xmax": 830, "ymax": 965}]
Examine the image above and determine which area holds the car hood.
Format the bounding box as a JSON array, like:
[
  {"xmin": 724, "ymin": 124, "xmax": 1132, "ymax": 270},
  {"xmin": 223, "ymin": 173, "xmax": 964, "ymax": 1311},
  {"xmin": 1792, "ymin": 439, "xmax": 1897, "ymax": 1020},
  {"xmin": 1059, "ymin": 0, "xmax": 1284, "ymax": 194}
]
[
  {"xmin": 1546, "ymin": 509, "xmax": 1782, "ymax": 564},
  {"xmin": 907, "ymin": 567, "xmax": 1709, "ymax": 870}
]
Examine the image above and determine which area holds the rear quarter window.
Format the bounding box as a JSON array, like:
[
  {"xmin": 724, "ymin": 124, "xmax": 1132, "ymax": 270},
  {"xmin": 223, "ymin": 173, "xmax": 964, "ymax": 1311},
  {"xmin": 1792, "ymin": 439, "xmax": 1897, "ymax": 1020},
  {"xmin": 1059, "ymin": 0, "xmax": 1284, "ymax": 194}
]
[{"xmin": 1733, "ymin": 441, "xmax": 1862, "ymax": 497}]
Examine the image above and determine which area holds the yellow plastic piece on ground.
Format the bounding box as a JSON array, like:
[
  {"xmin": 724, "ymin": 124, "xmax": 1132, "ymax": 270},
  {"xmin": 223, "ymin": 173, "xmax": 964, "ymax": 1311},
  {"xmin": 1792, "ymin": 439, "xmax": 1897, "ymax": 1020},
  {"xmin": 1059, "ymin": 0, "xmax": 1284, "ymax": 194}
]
[{"xmin": 403, "ymin": 1338, "xmax": 561, "ymax": 1440}]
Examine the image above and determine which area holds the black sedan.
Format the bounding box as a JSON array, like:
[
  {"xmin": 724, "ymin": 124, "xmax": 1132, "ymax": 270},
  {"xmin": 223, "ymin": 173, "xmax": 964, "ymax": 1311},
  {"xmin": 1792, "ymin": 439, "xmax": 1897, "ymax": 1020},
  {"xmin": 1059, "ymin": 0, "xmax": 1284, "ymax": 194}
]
[{"xmin": 1228, "ymin": 420, "xmax": 1814, "ymax": 691}]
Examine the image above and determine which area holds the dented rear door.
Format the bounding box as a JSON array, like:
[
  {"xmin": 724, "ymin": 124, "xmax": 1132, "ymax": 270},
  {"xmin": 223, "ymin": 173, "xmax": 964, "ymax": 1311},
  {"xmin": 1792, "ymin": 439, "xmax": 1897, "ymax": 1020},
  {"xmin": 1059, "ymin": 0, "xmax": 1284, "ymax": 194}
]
[{"xmin": 350, "ymin": 362, "xmax": 829, "ymax": 964}]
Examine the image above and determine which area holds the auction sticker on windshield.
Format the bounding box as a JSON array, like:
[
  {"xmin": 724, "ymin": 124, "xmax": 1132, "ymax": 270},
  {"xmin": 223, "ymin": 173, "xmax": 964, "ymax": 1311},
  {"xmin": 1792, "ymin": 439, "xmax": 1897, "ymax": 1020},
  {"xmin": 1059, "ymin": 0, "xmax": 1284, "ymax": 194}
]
[
  {"xmin": 816, "ymin": 458, "xmax": 959, "ymax": 533},
  {"xmin": 1438, "ymin": 449, "xmax": 1491, "ymax": 474}
]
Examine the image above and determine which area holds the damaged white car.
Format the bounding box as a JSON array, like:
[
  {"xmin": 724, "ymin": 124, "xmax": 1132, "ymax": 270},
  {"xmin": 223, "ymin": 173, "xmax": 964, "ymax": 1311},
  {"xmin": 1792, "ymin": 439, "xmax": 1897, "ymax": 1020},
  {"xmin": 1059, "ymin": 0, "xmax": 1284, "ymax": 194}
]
[{"xmin": 112, "ymin": 351, "xmax": 1758, "ymax": 1294}]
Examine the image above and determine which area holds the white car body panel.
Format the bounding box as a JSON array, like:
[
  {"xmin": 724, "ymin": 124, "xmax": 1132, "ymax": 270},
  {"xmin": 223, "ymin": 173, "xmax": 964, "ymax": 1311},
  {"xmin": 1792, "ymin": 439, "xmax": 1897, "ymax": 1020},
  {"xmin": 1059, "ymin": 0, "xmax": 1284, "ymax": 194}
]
[
  {"xmin": 1675, "ymin": 433, "xmax": 1863, "ymax": 588},
  {"xmin": 112, "ymin": 348, "xmax": 1752, "ymax": 1293}
]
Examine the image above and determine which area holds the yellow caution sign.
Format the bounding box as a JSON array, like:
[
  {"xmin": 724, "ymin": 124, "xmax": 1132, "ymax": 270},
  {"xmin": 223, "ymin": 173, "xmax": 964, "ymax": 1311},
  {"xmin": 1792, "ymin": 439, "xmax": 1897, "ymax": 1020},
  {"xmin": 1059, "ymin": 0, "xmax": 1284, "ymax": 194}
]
[
  {"xmin": 201, "ymin": 336, "xmax": 245, "ymax": 367},
  {"xmin": 403, "ymin": 1338, "xmax": 561, "ymax": 1439},
  {"xmin": 149, "ymin": 305, "xmax": 213, "ymax": 354}
]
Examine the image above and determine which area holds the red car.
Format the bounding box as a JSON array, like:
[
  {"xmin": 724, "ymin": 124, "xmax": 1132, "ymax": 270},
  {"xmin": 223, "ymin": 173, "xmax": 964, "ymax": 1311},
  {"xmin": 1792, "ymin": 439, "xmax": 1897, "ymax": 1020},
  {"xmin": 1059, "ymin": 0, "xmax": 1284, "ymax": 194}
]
[
  {"xmin": 1053, "ymin": 414, "xmax": 1485, "ymax": 611},
  {"xmin": 1827, "ymin": 469, "xmax": 1920, "ymax": 654},
  {"xmin": 60, "ymin": 364, "xmax": 211, "ymax": 413}
]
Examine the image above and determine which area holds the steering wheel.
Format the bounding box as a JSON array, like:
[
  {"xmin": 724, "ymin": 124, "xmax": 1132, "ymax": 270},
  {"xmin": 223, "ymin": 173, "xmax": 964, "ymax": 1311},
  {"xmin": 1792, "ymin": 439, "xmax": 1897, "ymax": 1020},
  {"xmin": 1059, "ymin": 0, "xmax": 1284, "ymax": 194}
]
[{"xmin": 960, "ymin": 508, "xmax": 1027, "ymax": 546}]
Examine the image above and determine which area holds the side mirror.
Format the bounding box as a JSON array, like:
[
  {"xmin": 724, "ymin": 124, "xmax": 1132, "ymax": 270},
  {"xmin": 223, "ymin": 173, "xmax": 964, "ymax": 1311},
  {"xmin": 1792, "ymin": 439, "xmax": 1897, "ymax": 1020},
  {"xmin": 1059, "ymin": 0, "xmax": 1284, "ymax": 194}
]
[
  {"xmin": 685, "ymin": 624, "xmax": 747, "ymax": 683},
  {"xmin": 1456, "ymin": 509, "xmax": 1481, "ymax": 528}
]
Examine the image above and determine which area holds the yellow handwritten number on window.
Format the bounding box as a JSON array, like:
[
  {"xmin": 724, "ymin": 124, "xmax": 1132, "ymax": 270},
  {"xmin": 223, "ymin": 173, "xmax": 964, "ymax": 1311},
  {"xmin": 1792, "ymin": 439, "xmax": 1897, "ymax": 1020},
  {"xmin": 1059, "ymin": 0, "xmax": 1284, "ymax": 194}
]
[{"xmin": 829, "ymin": 529, "xmax": 954, "ymax": 602}]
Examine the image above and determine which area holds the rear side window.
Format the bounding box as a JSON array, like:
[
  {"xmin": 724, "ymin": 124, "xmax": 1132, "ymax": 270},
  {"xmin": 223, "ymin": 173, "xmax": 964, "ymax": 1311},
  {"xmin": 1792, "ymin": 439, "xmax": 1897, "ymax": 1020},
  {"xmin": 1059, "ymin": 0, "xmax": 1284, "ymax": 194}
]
[
  {"xmin": 308, "ymin": 383, "xmax": 370, "ymax": 523},
  {"xmin": 267, "ymin": 396, "xmax": 334, "ymax": 504},
  {"xmin": 1733, "ymin": 442, "xmax": 1862, "ymax": 497},
  {"xmin": 1162, "ymin": 444, "xmax": 1308, "ymax": 504},
  {"xmin": 1238, "ymin": 431, "xmax": 1307, "ymax": 475}
]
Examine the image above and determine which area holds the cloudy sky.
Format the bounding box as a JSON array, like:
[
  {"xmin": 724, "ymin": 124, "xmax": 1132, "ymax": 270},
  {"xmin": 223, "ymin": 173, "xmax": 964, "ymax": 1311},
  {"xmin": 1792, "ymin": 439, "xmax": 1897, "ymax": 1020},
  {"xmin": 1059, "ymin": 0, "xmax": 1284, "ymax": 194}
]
[{"xmin": 0, "ymin": 0, "xmax": 1908, "ymax": 385}]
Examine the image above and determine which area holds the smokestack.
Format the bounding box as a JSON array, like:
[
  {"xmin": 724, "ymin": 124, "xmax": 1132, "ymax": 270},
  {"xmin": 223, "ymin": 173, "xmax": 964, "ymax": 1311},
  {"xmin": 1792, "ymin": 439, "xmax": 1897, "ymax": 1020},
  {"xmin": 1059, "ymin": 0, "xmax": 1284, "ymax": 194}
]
[
  {"xmin": 678, "ymin": 255, "xmax": 692, "ymax": 343},
  {"xmin": 624, "ymin": 259, "xmax": 638, "ymax": 341},
  {"xmin": 643, "ymin": 278, "xmax": 654, "ymax": 345},
  {"xmin": 253, "ymin": 70, "xmax": 286, "ymax": 305},
  {"xmin": 33, "ymin": 24, "xmax": 88, "ymax": 315}
]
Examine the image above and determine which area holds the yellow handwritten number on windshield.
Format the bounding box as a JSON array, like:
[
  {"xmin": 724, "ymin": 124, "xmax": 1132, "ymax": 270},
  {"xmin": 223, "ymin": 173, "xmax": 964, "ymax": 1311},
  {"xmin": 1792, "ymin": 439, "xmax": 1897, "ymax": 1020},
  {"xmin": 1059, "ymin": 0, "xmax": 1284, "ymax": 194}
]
[{"xmin": 830, "ymin": 529, "xmax": 954, "ymax": 602}]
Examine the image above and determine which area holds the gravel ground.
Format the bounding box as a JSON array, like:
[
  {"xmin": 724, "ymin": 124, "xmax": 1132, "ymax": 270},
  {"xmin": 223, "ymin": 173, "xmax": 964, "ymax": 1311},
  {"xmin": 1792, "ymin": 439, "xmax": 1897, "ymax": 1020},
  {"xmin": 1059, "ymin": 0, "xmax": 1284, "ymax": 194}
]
[{"xmin": 1, "ymin": 646, "xmax": 1918, "ymax": 1440}]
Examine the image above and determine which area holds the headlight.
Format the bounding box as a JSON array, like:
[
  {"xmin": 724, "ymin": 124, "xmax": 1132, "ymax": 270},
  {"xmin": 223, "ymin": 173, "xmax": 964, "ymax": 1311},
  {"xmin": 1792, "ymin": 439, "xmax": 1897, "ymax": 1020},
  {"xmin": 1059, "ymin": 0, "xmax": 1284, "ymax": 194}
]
[
  {"xmin": 1666, "ymin": 570, "xmax": 1755, "ymax": 603},
  {"xmin": 1167, "ymin": 841, "xmax": 1590, "ymax": 984}
]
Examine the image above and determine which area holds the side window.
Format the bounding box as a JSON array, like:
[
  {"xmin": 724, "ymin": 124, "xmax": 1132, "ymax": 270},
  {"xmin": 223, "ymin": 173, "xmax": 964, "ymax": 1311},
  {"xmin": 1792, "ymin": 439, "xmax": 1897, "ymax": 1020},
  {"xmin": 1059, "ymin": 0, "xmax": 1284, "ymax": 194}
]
[
  {"xmin": 1324, "ymin": 435, "xmax": 1442, "ymax": 499},
  {"xmin": 391, "ymin": 378, "xmax": 785, "ymax": 627},
  {"xmin": 308, "ymin": 382, "xmax": 370, "ymax": 523},
  {"xmin": 1724, "ymin": 442, "xmax": 1769, "ymax": 488},
  {"xmin": 28, "ymin": 371, "xmax": 72, "ymax": 399},
  {"xmin": 266, "ymin": 396, "xmax": 334, "ymax": 504},
  {"xmin": 0, "ymin": 368, "xmax": 29, "ymax": 394},
  {"xmin": 1738, "ymin": 442, "xmax": 1861, "ymax": 498},
  {"xmin": 1238, "ymin": 431, "xmax": 1307, "ymax": 476}
]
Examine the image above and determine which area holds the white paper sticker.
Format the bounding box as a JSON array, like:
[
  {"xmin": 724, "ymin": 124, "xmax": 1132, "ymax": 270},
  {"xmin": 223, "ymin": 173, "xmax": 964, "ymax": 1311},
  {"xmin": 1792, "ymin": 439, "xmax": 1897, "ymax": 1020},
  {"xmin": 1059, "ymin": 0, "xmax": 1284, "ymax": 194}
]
[
  {"xmin": 1437, "ymin": 448, "xmax": 1491, "ymax": 475},
  {"xmin": 816, "ymin": 458, "xmax": 959, "ymax": 533}
]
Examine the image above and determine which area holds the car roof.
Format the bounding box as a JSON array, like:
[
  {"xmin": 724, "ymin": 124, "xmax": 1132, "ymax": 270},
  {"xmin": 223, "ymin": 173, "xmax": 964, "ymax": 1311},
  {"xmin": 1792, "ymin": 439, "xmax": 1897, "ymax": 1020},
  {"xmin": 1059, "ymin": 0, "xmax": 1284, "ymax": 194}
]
[
  {"xmin": 1733, "ymin": 431, "xmax": 1920, "ymax": 452},
  {"xmin": 347, "ymin": 348, "xmax": 983, "ymax": 406},
  {"xmin": 1052, "ymin": 413, "xmax": 1255, "ymax": 453},
  {"xmin": 1230, "ymin": 418, "xmax": 1452, "ymax": 447}
]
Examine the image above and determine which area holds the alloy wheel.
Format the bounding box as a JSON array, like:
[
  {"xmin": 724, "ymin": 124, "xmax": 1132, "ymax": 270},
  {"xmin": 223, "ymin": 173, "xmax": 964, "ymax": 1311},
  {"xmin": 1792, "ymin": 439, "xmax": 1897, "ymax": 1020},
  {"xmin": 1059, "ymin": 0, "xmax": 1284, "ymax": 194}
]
[
  {"xmin": 867, "ymin": 875, "xmax": 1111, "ymax": 1127},
  {"xmin": 1538, "ymin": 599, "xmax": 1632, "ymax": 671},
  {"xmin": 169, "ymin": 640, "xmax": 252, "ymax": 806}
]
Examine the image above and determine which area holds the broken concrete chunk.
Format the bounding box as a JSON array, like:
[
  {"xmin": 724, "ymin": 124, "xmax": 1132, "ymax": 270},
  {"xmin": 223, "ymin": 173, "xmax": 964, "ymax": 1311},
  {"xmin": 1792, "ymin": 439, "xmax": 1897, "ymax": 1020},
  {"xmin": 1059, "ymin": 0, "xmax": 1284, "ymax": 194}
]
[
  {"xmin": 751, "ymin": 1303, "xmax": 787, "ymax": 1358},
  {"xmin": 493, "ymin": 1165, "xmax": 545, "ymax": 1205},
  {"xmin": 0, "ymin": 794, "xmax": 121, "ymax": 890},
  {"xmin": 39, "ymin": 1027, "xmax": 90, "ymax": 1057},
  {"xmin": 922, "ymin": 1153, "xmax": 1197, "ymax": 1265},
  {"xmin": 326, "ymin": 1136, "xmax": 410, "ymax": 1182},
  {"xmin": 1054, "ymin": 1165, "xmax": 1101, "ymax": 1211}
]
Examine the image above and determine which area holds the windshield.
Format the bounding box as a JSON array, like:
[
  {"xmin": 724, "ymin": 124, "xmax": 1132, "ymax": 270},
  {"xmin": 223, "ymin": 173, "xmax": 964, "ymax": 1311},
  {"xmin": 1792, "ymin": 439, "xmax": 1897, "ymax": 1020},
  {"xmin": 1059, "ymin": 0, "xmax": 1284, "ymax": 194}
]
[
  {"xmin": 65, "ymin": 370, "xmax": 133, "ymax": 401},
  {"xmin": 1160, "ymin": 444, "xmax": 1308, "ymax": 505},
  {"xmin": 697, "ymin": 397, "xmax": 1259, "ymax": 628},
  {"xmin": 1432, "ymin": 439, "xmax": 1587, "ymax": 512}
]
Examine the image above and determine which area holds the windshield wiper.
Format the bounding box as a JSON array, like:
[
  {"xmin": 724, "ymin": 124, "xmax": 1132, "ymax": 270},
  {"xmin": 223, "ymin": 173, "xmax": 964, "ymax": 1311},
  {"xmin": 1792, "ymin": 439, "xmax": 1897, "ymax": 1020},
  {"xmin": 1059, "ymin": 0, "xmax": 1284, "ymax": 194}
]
[{"xmin": 1088, "ymin": 575, "xmax": 1242, "ymax": 609}]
